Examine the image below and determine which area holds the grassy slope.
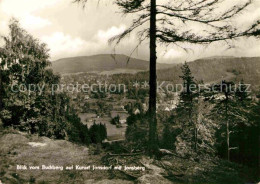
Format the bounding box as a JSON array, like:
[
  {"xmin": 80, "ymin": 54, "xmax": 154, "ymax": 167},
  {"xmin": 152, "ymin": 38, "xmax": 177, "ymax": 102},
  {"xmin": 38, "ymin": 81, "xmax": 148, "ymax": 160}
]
[
  {"xmin": 0, "ymin": 129, "xmax": 255, "ymax": 184},
  {"xmin": 0, "ymin": 130, "xmax": 130, "ymax": 184}
]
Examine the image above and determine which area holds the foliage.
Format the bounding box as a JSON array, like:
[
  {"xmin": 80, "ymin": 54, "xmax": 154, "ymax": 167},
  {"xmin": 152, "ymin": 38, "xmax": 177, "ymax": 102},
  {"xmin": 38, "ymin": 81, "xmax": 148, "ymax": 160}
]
[
  {"xmin": 0, "ymin": 19, "xmax": 90, "ymax": 145},
  {"xmin": 160, "ymin": 123, "xmax": 177, "ymax": 150},
  {"xmin": 89, "ymin": 122, "xmax": 107, "ymax": 144},
  {"xmin": 175, "ymin": 62, "xmax": 199, "ymax": 156},
  {"xmin": 125, "ymin": 113, "xmax": 149, "ymax": 151},
  {"xmin": 208, "ymin": 80, "xmax": 255, "ymax": 162},
  {"xmin": 111, "ymin": 115, "xmax": 120, "ymax": 125},
  {"xmin": 174, "ymin": 63, "xmax": 218, "ymax": 158},
  {"xmin": 75, "ymin": 0, "xmax": 260, "ymax": 156},
  {"xmin": 124, "ymin": 101, "xmax": 144, "ymax": 114}
]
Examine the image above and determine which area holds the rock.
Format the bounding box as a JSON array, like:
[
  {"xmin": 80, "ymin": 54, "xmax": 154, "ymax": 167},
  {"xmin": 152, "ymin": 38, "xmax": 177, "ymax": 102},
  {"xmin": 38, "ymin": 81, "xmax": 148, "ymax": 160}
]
[
  {"xmin": 28, "ymin": 142, "xmax": 47, "ymax": 147},
  {"xmin": 159, "ymin": 149, "xmax": 173, "ymax": 155},
  {"xmin": 162, "ymin": 161, "xmax": 173, "ymax": 167},
  {"xmin": 137, "ymin": 174, "xmax": 172, "ymax": 184},
  {"xmin": 84, "ymin": 179, "xmax": 133, "ymax": 184}
]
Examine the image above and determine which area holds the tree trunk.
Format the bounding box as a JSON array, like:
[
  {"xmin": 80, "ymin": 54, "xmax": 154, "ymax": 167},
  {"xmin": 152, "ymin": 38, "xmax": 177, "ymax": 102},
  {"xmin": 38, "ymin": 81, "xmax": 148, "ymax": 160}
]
[
  {"xmin": 148, "ymin": 0, "xmax": 158, "ymax": 155},
  {"xmin": 225, "ymin": 95, "xmax": 230, "ymax": 161},
  {"xmin": 227, "ymin": 118, "xmax": 230, "ymax": 161},
  {"xmin": 195, "ymin": 126, "xmax": 198, "ymax": 152},
  {"xmin": 0, "ymin": 71, "xmax": 2, "ymax": 111}
]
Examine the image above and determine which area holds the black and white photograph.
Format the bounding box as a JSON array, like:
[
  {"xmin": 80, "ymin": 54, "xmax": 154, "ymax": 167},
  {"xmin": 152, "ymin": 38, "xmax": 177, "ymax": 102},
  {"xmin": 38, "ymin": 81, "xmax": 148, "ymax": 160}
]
[{"xmin": 0, "ymin": 0, "xmax": 259, "ymax": 183}]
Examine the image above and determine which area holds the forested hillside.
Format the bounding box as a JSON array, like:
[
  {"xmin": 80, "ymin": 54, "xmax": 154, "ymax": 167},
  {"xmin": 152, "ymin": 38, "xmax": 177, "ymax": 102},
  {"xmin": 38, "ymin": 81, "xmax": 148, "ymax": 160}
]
[
  {"xmin": 53, "ymin": 55, "xmax": 260, "ymax": 90},
  {"xmin": 52, "ymin": 54, "xmax": 174, "ymax": 74},
  {"xmin": 157, "ymin": 57, "xmax": 260, "ymax": 89}
]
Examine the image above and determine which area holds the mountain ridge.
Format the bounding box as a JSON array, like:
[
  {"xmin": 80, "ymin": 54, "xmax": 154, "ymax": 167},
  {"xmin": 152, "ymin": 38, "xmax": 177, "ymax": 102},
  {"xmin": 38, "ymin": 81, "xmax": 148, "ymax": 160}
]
[
  {"xmin": 51, "ymin": 54, "xmax": 175, "ymax": 74},
  {"xmin": 156, "ymin": 56, "xmax": 260, "ymax": 90},
  {"xmin": 51, "ymin": 54, "xmax": 260, "ymax": 89}
]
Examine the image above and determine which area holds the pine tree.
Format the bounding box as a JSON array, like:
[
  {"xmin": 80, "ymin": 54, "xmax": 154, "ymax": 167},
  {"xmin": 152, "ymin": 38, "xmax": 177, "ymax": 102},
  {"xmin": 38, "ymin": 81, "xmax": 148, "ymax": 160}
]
[
  {"xmin": 230, "ymin": 80, "xmax": 256, "ymax": 165},
  {"xmin": 195, "ymin": 97, "xmax": 217, "ymax": 156},
  {"xmin": 175, "ymin": 62, "xmax": 199, "ymax": 156},
  {"xmin": 209, "ymin": 80, "xmax": 251, "ymax": 161},
  {"xmin": 99, "ymin": 123, "xmax": 107, "ymax": 141},
  {"xmin": 75, "ymin": 0, "xmax": 260, "ymax": 155},
  {"xmin": 246, "ymin": 92, "xmax": 260, "ymax": 168},
  {"xmin": 235, "ymin": 80, "xmax": 250, "ymax": 104},
  {"xmin": 89, "ymin": 122, "xmax": 101, "ymax": 144}
]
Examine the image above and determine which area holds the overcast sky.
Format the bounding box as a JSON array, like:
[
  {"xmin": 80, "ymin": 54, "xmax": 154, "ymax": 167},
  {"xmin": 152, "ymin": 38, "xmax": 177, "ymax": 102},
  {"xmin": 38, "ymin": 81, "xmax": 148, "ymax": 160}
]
[{"xmin": 0, "ymin": 0, "xmax": 260, "ymax": 63}]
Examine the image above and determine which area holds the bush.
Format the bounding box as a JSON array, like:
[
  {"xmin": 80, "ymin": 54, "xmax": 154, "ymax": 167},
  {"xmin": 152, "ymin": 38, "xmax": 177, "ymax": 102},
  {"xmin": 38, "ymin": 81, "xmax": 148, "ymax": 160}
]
[
  {"xmin": 125, "ymin": 114, "xmax": 149, "ymax": 151},
  {"xmin": 66, "ymin": 113, "xmax": 90, "ymax": 145},
  {"xmin": 111, "ymin": 115, "xmax": 120, "ymax": 125},
  {"xmin": 160, "ymin": 124, "xmax": 176, "ymax": 150},
  {"xmin": 89, "ymin": 123, "xmax": 107, "ymax": 144},
  {"xmin": 0, "ymin": 118, "xmax": 3, "ymax": 131}
]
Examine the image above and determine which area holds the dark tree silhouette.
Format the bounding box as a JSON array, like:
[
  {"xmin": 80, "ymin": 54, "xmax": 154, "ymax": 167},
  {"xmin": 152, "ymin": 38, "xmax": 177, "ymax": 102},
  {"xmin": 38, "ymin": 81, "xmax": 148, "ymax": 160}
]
[
  {"xmin": 175, "ymin": 62, "xmax": 199, "ymax": 155},
  {"xmin": 75, "ymin": 0, "xmax": 260, "ymax": 155}
]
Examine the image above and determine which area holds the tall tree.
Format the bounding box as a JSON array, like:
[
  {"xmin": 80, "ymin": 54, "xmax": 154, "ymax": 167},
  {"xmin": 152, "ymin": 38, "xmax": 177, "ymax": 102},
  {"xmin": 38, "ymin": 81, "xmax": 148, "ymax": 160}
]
[
  {"xmin": 231, "ymin": 81, "xmax": 257, "ymax": 165},
  {"xmin": 246, "ymin": 91, "xmax": 260, "ymax": 168},
  {"xmin": 175, "ymin": 62, "xmax": 199, "ymax": 156},
  {"xmin": 148, "ymin": 0, "xmax": 158, "ymax": 154},
  {"xmin": 209, "ymin": 80, "xmax": 250, "ymax": 161},
  {"xmin": 0, "ymin": 19, "xmax": 91, "ymax": 145},
  {"xmin": 75, "ymin": 0, "xmax": 260, "ymax": 155},
  {"xmin": 0, "ymin": 19, "xmax": 50, "ymax": 128}
]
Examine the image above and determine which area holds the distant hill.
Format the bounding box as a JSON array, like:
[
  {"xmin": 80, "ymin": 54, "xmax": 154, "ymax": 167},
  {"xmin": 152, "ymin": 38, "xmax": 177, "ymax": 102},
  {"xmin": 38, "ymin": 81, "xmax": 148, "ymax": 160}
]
[
  {"xmin": 157, "ymin": 56, "xmax": 260, "ymax": 90},
  {"xmin": 52, "ymin": 55, "xmax": 260, "ymax": 89},
  {"xmin": 51, "ymin": 54, "xmax": 174, "ymax": 74}
]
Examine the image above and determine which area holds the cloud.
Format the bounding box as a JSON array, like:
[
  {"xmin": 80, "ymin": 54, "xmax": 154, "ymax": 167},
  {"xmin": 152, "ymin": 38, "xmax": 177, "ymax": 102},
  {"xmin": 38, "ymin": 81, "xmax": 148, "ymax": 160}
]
[
  {"xmin": 0, "ymin": 0, "xmax": 61, "ymax": 32},
  {"xmin": 163, "ymin": 49, "xmax": 185, "ymax": 59},
  {"xmin": 0, "ymin": 20, "xmax": 8, "ymax": 35},
  {"xmin": 41, "ymin": 32, "xmax": 89, "ymax": 59},
  {"xmin": 41, "ymin": 25, "xmax": 129, "ymax": 60},
  {"xmin": 1, "ymin": 0, "xmax": 260, "ymax": 63},
  {"xmin": 0, "ymin": 0, "xmax": 62, "ymax": 15},
  {"xmin": 20, "ymin": 14, "xmax": 52, "ymax": 30},
  {"xmin": 97, "ymin": 25, "xmax": 126, "ymax": 42},
  {"xmin": 159, "ymin": 48, "xmax": 186, "ymax": 62}
]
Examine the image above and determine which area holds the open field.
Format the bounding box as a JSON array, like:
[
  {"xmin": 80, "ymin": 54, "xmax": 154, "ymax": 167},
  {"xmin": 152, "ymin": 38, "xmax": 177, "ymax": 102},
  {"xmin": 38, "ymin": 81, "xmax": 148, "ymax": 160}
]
[{"xmin": 78, "ymin": 113, "xmax": 126, "ymax": 141}]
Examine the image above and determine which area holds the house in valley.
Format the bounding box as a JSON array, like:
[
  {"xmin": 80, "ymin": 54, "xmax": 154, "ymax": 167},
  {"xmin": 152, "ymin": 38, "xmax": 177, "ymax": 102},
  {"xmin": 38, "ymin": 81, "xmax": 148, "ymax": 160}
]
[{"xmin": 110, "ymin": 111, "xmax": 129, "ymax": 124}]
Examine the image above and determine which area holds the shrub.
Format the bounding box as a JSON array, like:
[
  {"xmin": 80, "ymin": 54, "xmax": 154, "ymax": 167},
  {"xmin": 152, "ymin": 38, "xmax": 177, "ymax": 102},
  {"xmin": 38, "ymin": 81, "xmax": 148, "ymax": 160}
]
[{"xmin": 89, "ymin": 123, "xmax": 107, "ymax": 144}]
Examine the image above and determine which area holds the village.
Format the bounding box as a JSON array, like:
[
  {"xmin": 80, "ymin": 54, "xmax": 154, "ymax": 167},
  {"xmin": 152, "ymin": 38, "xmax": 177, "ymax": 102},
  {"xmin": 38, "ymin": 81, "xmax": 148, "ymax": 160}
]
[{"xmin": 60, "ymin": 73, "xmax": 179, "ymax": 141}]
